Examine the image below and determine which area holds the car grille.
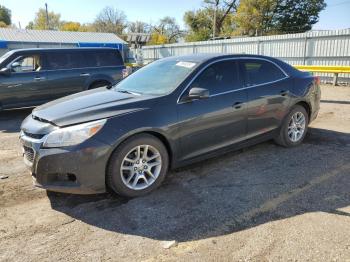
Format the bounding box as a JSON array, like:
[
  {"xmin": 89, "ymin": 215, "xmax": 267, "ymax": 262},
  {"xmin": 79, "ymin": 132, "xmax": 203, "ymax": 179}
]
[
  {"xmin": 23, "ymin": 146, "xmax": 35, "ymax": 163},
  {"xmin": 23, "ymin": 131, "xmax": 45, "ymax": 140}
]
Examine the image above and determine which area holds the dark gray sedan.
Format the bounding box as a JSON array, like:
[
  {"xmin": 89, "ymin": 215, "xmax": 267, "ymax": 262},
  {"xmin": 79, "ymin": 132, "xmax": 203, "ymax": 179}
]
[{"xmin": 20, "ymin": 54, "xmax": 321, "ymax": 197}]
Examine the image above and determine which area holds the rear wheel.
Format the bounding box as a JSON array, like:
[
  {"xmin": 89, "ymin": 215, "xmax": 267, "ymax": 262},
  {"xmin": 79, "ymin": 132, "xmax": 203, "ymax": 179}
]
[
  {"xmin": 107, "ymin": 134, "xmax": 169, "ymax": 197},
  {"xmin": 274, "ymin": 105, "xmax": 309, "ymax": 147}
]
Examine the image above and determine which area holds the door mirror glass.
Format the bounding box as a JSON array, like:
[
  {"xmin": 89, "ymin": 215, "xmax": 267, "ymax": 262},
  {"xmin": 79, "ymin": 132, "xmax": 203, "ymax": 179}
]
[
  {"xmin": 0, "ymin": 67, "xmax": 11, "ymax": 76},
  {"xmin": 188, "ymin": 87, "xmax": 210, "ymax": 100},
  {"xmin": 11, "ymin": 61, "xmax": 21, "ymax": 69}
]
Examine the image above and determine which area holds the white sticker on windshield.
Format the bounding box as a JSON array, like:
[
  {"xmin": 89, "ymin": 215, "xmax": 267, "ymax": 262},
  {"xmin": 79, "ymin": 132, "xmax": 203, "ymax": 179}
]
[{"xmin": 176, "ymin": 61, "xmax": 196, "ymax": 69}]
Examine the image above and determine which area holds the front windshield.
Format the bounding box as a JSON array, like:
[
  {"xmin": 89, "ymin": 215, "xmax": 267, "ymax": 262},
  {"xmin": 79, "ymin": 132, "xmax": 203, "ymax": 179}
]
[
  {"xmin": 0, "ymin": 51, "xmax": 13, "ymax": 66},
  {"xmin": 115, "ymin": 59, "xmax": 198, "ymax": 95}
]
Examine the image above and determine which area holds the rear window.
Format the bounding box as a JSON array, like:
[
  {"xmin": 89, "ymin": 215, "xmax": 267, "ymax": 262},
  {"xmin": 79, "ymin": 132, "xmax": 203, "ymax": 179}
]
[
  {"xmin": 240, "ymin": 59, "xmax": 286, "ymax": 86},
  {"xmin": 45, "ymin": 49, "xmax": 123, "ymax": 70}
]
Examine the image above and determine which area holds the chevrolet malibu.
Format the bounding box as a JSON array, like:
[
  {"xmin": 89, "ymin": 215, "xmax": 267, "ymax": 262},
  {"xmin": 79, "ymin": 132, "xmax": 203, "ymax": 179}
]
[{"xmin": 20, "ymin": 54, "xmax": 321, "ymax": 197}]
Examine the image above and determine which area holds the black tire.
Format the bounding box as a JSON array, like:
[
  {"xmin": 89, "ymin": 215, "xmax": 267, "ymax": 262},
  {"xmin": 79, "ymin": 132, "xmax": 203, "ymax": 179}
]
[
  {"xmin": 274, "ymin": 105, "xmax": 309, "ymax": 147},
  {"xmin": 107, "ymin": 134, "xmax": 169, "ymax": 198},
  {"xmin": 88, "ymin": 81, "xmax": 110, "ymax": 90}
]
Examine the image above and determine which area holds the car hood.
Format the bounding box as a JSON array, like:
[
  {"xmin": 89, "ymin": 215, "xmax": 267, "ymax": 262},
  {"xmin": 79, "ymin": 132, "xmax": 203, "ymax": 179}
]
[{"xmin": 32, "ymin": 88, "xmax": 149, "ymax": 127}]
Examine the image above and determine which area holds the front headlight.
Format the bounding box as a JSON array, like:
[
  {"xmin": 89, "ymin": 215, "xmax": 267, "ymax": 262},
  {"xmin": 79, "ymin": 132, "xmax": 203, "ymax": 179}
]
[{"xmin": 43, "ymin": 119, "xmax": 107, "ymax": 148}]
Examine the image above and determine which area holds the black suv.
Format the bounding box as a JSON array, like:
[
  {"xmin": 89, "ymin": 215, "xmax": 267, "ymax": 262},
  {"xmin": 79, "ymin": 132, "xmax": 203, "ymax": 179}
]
[{"xmin": 0, "ymin": 48, "xmax": 125, "ymax": 110}]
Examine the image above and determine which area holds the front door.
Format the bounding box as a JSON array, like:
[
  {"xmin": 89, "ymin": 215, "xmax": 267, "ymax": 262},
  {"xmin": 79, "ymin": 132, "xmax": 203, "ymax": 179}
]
[
  {"xmin": 177, "ymin": 60, "xmax": 247, "ymax": 161},
  {"xmin": 0, "ymin": 53, "xmax": 48, "ymax": 109}
]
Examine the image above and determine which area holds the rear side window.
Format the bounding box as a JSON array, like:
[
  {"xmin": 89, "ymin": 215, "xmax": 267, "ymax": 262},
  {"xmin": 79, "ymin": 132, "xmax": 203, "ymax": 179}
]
[
  {"xmin": 45, "ymin": 49, "xmax": 123, "ymax": 70},
  {"xmin": 46, "ymin": 52, "xmax": 71, "ymax": 70},
  {"xmin": 240, "ymin": 59, "xmax": 286, "ymax": 87},
  {"xmin": 95, "ymin": 50, "xmax": 123, "ymax": 67},
  {"xmin": 191, "ymin": 60, "xmax": 240, "ymax": 95}
]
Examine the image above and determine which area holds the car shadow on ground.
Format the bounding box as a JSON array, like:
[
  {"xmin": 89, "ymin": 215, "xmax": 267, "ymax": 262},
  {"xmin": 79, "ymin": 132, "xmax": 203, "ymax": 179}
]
[
  {"xmin": 320, "ymin": 100, "xmax": 350, "ymax": 105},
  {"xmin": 0, "ymin": 109, "xmax": 32, "ymax": 133},
  {"xmin": 47, "ymin": 127, "xmax": 350, "ymax": 242}
]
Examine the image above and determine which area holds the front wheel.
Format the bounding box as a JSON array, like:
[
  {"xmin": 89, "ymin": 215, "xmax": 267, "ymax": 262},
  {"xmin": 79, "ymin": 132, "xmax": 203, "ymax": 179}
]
[
  {"xmin": 274, "ymin": 105, "xmax": 309, "ymax": 147},
  {"xmin": 107, "ymin": 134, "xmax": 169, "ymax": 197}
]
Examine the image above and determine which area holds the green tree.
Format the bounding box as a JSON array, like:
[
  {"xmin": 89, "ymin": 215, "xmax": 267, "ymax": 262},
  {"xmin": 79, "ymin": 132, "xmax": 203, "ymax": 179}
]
[
  {"xmin": 184, "ymin": 0, "xmax": 238, "ymax": 41},
  {"xmin": 273, "ymin": 0, "xmax": 326, "ymax": 34},
  {"xmin": 235, "ymin": 0, "xmax": 277, "ymax": 36},
  {"xmin": 26, "ymin": 8, "xmax": 61, "ymax": 30},
  {"xmin": 235, "ymin": 0, "xmax": 326, "ymax": 36},
  {"xmin": 0, "ymin": 5, "xmax": 11, "ymax": 26},
  {"xmin": 184, "ymin": 9, "xmax": 213, "ymax": 41}
]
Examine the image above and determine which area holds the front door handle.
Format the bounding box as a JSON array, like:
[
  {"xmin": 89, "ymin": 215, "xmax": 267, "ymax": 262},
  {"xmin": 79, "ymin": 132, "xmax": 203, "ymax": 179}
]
[
  {"xmin": 34, "ymin": 76, "xmax": 45, "ymax": 81},
  {"xmin": 80, "ymin": 73, "xmax": 90, "ymax": 77},
  {"xmin": 233, "ymin": 102, "xmax": 243, "ymax": 109},
  {"xmin": 280, "ymin": 90, "xmax": 289, "ymax": 96}
]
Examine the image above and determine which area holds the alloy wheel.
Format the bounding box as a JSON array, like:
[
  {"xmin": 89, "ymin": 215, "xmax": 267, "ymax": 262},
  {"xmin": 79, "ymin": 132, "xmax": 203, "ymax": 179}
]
[
  {"xmin": 288, "ymin": 112, "xmax": 306, "ymax": 142},
  {"xmin": 120, "ymin": 145, "xmax": 162, "ymax": 190}
]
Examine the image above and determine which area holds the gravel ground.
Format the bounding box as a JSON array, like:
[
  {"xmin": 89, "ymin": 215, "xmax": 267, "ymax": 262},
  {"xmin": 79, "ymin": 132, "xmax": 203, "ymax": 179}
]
[{"xmin": 0, "ymin": 84, "xmax": 349, "ymax": 262}]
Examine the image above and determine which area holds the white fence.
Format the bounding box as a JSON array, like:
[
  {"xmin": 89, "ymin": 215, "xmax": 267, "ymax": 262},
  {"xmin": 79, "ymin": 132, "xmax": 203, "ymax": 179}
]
[{"xmin": 142, "ymin": 29, "xmax": 350, "ymax": 83}]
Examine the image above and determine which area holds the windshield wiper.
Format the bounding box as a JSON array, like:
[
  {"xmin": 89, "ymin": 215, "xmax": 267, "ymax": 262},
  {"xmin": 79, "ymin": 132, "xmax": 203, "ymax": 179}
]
[{"xmin": 117, "ymin": 89, "xmax": 141, "ymax": 96}]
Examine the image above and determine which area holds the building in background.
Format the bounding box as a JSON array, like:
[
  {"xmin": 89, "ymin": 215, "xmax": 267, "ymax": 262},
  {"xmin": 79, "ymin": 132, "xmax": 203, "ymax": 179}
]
[
  {"xmin": 125, "ymin": 33, "xmax": 151, "ymax": 65},
  {"xmin": 0, "ymin": 28, "xmax": 128, "ymax": 60}
]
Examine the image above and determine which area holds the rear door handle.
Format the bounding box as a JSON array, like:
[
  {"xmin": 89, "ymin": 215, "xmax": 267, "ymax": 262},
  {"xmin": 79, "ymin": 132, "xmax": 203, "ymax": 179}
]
[
  {"xmin": 233, "ymin": 102, "xmax": 243, "ymax": 109},
  {"xmin": 280, "ymin": 90, "xmax": 289, "ymax": 96},
  {"xmin": 80, "ymin": 73, "xmax": 90, "ymax": 77}
]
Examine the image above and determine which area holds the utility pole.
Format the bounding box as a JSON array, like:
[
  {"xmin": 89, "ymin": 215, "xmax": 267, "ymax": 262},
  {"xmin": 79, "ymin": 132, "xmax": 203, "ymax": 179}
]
[
  {"xmin": 206, "ymin": 0, "xmax": 219, "ymax": 38},
  {"xmin": 213, "ymin": 3, "xmax": 217, "ymax": 38},
  {"xmin": 45, "ymin": 3, "xmax": 49, "ymax": 30}
]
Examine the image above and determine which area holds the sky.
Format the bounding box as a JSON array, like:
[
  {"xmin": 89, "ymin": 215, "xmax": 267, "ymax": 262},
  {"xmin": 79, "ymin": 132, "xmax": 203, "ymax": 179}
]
[{"xmin": 2, "ymin": 0, "xmax": 350, "ymax": 30}]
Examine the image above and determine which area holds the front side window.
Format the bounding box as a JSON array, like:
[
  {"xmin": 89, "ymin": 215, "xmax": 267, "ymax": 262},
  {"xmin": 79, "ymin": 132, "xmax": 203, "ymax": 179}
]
[
  {"xmin": 240, "ymin": 59, "xmax": 286, "ymax": 87},
  {"xmin": 10, "ymin": 55, "xmax": 42, "ymax": 73},
  {"xmin": 190, "ymin": 60, "xmax": 239, "ymax": 95}
]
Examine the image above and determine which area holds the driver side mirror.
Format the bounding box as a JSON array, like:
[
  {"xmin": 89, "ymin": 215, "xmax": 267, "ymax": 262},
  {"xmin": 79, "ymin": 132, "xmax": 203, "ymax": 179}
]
[
  {"xmin": 11, "ymin": 62, "xmax": 21, "ymax": 69},
  {"xmin": 188, "ymin": 87, "xmax": 210, "ymax": 100},
  {"xmin": 0, "ymin": 67, "xmax": 11, "ymax": 76}
]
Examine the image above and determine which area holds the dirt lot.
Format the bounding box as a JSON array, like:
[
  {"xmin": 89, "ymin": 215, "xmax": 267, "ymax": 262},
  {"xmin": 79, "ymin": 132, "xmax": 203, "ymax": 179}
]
[{"xmin": 0, "ymin": 85, "xmax": 349, "ymax": 262}]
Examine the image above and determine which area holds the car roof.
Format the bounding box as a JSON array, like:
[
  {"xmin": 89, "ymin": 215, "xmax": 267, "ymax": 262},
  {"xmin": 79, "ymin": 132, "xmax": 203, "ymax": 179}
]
[
  {"xmin": 11, "ymin": 47, "xmax": 119, "ymax": 53},
  {"xmin": 164, "ymin": 53, "xmax": 279, "ymax": 63},
  {"xmin": 162, "ymin": 53, "xmax": 300, "ymax": 76}
]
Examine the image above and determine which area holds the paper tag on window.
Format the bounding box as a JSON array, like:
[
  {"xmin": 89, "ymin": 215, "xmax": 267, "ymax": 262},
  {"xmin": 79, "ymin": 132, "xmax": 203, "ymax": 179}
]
[{"xmin": 176, "ymin": 61, "xmax": 196, "ymax": 69}]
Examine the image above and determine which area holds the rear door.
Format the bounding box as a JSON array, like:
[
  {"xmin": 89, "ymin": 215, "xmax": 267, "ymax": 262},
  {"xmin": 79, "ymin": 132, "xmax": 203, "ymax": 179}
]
[
  {"xmin": 239, "ymin": 58, "xmax": 291, "ymax": 138},
  {"xmin": 0, "ymin": 53, "xmax": 48, "ymax": 109},
  {"xmin": 44, "ymin": 51, "xmax": 87, "ymax": 99},
  {"xmin": 177, "ymin": 59, "xmax": 247, "ymax": 161},
  {"xmin": 90, "ymin": 49, "xmax": 124, "ymax": 84}
]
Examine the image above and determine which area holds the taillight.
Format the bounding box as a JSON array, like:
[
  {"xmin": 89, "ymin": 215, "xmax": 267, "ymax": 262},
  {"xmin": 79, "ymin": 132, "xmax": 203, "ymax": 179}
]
[{"xmin": 314, "ymin": 76, "xmax": 320, "ymax": 85}]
